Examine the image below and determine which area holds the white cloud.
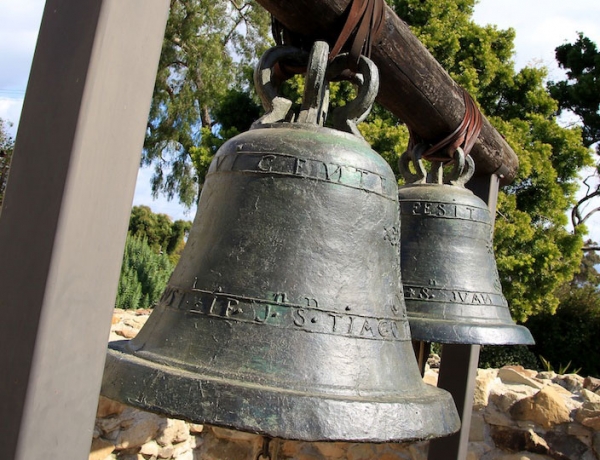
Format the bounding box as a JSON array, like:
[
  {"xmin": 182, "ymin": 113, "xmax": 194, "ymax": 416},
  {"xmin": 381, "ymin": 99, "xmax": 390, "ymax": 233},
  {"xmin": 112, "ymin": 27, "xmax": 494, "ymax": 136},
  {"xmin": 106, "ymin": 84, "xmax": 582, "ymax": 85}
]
[
  {"xmin": 0, "ymin": 97, "xmax": 24, "ymax": 137},
  {"xmin": 473, "ymin": 0, "xmax": 600, "ymax": 74}
]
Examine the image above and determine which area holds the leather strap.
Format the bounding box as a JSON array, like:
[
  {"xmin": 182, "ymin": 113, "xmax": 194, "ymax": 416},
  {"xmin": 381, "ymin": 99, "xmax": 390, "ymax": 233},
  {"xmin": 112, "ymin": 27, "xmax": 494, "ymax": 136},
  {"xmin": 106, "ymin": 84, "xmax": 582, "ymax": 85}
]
[
  {"xmin": 272, "ymin": 0, "xmax": 386, "ymax": 75},
  {"xmin": 410, "ymin": 89, "xmax": 483, "ymax": 163},
  {"xmin": 330, "ymin": 0, "xmax": 386, "ymax": 70}
]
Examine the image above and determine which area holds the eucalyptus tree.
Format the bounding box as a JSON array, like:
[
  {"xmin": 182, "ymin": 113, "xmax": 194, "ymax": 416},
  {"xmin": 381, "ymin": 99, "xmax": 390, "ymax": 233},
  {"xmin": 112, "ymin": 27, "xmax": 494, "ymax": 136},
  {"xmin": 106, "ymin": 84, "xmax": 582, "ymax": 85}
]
[
  {"xmin": 0, "ymin": 118, "xmax": 15, "ymax": 210},
  {"xmin": 365, "ymin": 0, "xmax": 592, "ymax": 320},
  {"xmin": 143, "ymin": 0, "xmax": 271, "ymax": 207},
  {"xmin": 142, "ymin": 0, "xmax": 593, "ymax": 321}
]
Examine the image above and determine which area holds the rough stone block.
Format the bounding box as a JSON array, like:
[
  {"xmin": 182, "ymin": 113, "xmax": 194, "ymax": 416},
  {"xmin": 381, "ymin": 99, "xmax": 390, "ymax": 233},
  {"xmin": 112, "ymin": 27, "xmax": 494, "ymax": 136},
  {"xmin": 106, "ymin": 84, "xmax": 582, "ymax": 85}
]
[
  {"xmin": 510, "ymin": 387, "xmax": 572, "ymax": 429},
  {"xmin": 469, "ymin": 412, "xmax": 487, "ymax": 442},
  {"xmin": 97, "ymin": 396, "xmax": 126, "ymax": 418},
  {"xmin": 89, "ymin": 437, "xmax": 115, "ymax": 460},
  {"xmin": 490, "ymin": 384, "xmax": 538, "ymax": 413},
  {"xmin": 576, "ymin": 401, "xmax": 600, "ymax": 423},
  {"xmin": 188, "ymin": 423, "xmax": 204, "ymax": 434},
  {"xmin": 582, "ymin": 416, "xmax": 600, "ymax": 430},
  {"xmin": 474, "ymin": 369, "xmax": 499, "ymax": 410},
  {"xmin": 156, "ymin": 418, "xmax": 190, "ymax": 446},
  {"xmin": 503, "ymin": 366, "xmax": 538, "ymax": 378},
  {"xmin": 545, "ymin": 431, "xmax": 596, "ymax": 460},
  {"xmin": 554, "ymin": 374, "xmax": 585, "ymax": 393},
  {"xmin": 498, "ymin": 368, "xmax": 544, "ymax": 389},
  {"xmin": 484, "ymin": 402, "xmax": 514, "ymax": 427},
  {"xmin": 581, "ymin": 388, "xmax": 600, "ymax": 403},
  {"xmin": 346, "ymin": 443, "xmax": 378, "ymax": 460},
  {"xmin": 313, "ymin": 442, "xmax": 347, "ymax": 458},
  {"xmin": 210, "ymin": 425, "xmax": 261, "ymax": 443},
  {"xmin": 466, "ymin": 441, "xmax": 492, "ymax": 460},
  {"xmin": 494, "ymin": 453, "xmax": 553, "ymax": 460},
  {"xmin": 139, "ymin": 440, "xmax": 159, "ymax": 457},
  {"xmin": 584, "ymin": 376, "xmax": 600, "ymax": 393},
  {"xmin": 423, "ymin": 369, "xmax": 438, "ymax": 387},
  {"xmin": 114, "ymin": 411, "xmax": 163, "ymax": 450}
]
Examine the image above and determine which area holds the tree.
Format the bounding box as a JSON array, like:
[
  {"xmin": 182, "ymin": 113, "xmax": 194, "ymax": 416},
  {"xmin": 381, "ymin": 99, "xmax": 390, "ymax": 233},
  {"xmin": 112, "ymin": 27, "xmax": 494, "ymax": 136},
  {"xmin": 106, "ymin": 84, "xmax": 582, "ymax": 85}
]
[
  {"xmin": 116, "ymin": 234, "xmax": 174, "ymax": 310},
  {"xmin": 116, "ymin": 206, "xmax": 192, "ymax": 310},
  {"xmin": 526, "ymin": 250, "xmax": 600, "ymax": 377},
  {"xmin": 383, "ymin": 0, "xmax": 592, "ymax": 321},
  {"xmin": 0, "ymin": 118, "xmax": 15, "ymax": 211},
  {"xmin": 128, "ymin": 205, "xmax": 191, "ymax": 263},
  {"xmin": 142, "ymin": 0, "xmax": 271, "ymax": 207},
  {"xmin": 547, "ymin": 34, "xmax": 600, "ymax": 244},
  {"xmin": 548, "ymin": 33, "xmax": 600, "ymax": 153},
  {"xmin": 140, "ymin": 0, "xmax": 593, "ymax": 321}
]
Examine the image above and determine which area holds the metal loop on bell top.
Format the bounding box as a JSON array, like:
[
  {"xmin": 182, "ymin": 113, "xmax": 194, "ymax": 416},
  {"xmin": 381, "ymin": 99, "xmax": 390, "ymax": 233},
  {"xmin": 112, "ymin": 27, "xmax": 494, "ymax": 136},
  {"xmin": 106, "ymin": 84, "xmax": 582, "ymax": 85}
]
[
  {"xmin": 399, "ymin": 144, "xmax": 475, "ymax": 187},
  {"xmin": 253, "ymin": 45, "xmax": 308, "ymax": 125},
  {"xmin": 252, "ymin": 41, "xmax": 379, "ymax": 141},
  {"xmin": 328, "ymin": 52, "xmax": 379, "ymax": 138},
  {"xmin": 398, "ymin": 144, "xmax": 428, "ymax": 184}
]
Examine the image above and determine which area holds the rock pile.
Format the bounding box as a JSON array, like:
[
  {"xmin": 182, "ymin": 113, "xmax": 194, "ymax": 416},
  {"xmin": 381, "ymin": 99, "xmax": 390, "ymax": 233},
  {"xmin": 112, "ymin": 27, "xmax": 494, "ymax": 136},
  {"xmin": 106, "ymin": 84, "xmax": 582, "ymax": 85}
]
[{"xmin": 92, "ymin": 309, "xmax": 600, "ymax": 459}]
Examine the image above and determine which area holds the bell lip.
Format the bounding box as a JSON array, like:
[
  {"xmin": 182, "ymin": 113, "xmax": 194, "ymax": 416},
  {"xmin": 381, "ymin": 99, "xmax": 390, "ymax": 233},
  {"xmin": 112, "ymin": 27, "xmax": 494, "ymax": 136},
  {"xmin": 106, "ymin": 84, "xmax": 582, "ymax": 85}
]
[
  {"xmin": 101, "ymin": 340, "xmax": 460, "ymax": 443},
  {"xmin": 408, "ymin": 318, "xmax": 535, "ymax": 345}
]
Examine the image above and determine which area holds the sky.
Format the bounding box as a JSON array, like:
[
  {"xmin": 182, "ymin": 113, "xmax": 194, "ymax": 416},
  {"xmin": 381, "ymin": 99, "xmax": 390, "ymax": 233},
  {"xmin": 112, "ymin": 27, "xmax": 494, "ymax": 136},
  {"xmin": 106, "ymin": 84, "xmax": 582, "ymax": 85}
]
[{"xmin": 1, "ymin": 0, "xmax": 600, "ymax": 227}]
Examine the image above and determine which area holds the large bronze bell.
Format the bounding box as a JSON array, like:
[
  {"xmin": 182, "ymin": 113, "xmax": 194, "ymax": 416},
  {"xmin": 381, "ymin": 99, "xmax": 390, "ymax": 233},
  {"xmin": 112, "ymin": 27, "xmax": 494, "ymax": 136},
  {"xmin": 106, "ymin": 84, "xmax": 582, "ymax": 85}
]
[
  {"xmin": 398, "ymin": 146, "xmax": 534, "ymax": 345},
  {"xmin": 101, "ymin": 43, "xmax": 460, "ymax": 442}
]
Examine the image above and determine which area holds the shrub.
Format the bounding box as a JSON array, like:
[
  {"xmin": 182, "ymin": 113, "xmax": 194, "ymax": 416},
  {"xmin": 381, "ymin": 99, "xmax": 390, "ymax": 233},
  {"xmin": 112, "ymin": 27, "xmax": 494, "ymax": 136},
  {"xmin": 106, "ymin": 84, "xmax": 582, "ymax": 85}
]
[
  {"xmin": 116, "ymin": 233, "xmax": 174, "ymax": 310},
  {"xmin": 526, "ymin": 285, "xmax": 600, "ymax": 377},
  {"xmin": 478, "ymin": 345, "xmax": 540, "ymax": 370}
]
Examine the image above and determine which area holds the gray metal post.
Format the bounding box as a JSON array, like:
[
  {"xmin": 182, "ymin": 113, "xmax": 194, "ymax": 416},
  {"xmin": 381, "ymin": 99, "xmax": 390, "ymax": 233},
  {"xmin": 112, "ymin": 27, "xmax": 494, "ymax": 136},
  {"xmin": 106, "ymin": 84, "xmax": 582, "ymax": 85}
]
[
  {"xmin": 0, "ymin": 1, "xmax": 169, "ymax": 458},
  {"xmin": 427, "ymin": 174, "xmax": 500, "ymax": 460}
]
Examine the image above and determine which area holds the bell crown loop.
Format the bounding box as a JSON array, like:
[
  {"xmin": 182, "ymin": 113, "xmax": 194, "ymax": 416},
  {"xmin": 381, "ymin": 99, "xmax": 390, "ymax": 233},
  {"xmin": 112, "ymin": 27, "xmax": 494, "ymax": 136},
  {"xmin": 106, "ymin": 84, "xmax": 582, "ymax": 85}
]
[
  {"xmin": 399, "ymin": 143, "xmax": 475, "ymax": 187},
  {"xmin": 253, "ymin": 41, "xmax": 379, "ymax": 140}
]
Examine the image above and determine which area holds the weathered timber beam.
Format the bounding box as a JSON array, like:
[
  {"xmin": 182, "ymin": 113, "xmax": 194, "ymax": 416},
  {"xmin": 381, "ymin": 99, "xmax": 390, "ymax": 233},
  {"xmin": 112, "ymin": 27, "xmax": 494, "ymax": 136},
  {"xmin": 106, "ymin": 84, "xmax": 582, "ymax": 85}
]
[{"xmin": 256, "ymin": 0, "xmax": 519, "ymax": 183}]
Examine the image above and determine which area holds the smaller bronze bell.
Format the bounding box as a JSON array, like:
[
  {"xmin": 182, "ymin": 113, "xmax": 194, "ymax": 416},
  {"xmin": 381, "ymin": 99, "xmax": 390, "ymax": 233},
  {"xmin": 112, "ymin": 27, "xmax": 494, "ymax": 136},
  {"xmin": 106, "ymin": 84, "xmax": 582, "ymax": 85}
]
[{"xmin": 398, "ymin": 146, "xmax": 534, "ymax": 345}]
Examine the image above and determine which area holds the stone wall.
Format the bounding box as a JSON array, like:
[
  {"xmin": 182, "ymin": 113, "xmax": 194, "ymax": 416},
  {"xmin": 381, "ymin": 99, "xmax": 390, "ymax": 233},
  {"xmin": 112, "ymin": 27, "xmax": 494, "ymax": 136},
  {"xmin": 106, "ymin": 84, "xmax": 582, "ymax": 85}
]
[{"xmin": 92, "ymin": 309, "xmax": 600, "ymax": 460}]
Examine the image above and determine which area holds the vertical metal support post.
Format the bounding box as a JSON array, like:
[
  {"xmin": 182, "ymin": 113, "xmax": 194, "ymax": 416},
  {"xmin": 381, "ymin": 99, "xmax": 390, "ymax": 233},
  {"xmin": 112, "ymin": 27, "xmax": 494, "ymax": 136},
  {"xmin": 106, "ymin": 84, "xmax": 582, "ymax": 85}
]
[
  {"xmin": 427, "ymin": 174, "xmax": 500, "ymax": 460},
  {"xmin": 412, "ymin": 340, "xmax": 431, "ymax": 376},
  {"xmin": 0, "ymin": 1, "xmax": 169, "ymax": 458}
]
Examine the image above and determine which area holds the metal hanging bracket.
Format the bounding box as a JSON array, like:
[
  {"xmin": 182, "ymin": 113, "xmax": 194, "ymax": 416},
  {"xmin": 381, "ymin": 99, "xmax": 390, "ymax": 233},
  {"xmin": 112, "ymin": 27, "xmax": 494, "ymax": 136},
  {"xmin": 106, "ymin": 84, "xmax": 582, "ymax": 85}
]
[{"xmin": 252, "ymin": 41, "xmax": 379, "ymax": 141}]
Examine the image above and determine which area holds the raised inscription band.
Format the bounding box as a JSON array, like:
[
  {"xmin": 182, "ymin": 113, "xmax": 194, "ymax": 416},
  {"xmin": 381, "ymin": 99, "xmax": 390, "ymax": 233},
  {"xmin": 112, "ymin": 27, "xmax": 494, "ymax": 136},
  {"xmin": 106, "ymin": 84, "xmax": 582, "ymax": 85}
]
[
  {"xmin": 209, "ymin": 151, "xmax": 396, "ymax": 199},
  {"xmin": 160, "ymin": 286, "xmax": 410, "ymax": 342},
  {"xmin": 400, "ymin": 201, "xmax": 490, "ymax": 224},
  {"xmin": 403, "ymin": 284, "xmax": 507, "ymax": 307}
]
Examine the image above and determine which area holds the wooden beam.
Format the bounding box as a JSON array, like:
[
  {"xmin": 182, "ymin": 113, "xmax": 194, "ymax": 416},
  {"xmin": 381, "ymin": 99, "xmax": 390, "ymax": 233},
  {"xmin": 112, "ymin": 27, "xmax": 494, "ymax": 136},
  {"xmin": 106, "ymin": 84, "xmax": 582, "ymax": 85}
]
[{"xmin": 256, "ymin": 0, "xmax": 519, "ymax": 183}]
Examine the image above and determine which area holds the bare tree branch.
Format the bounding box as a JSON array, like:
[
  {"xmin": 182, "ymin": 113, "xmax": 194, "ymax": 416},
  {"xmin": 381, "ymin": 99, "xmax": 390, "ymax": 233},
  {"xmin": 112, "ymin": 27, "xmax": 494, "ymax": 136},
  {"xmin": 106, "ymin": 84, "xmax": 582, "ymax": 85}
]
[{"xmin": 571, "ymin": 170, "xmax": 600, "ymax": 230}]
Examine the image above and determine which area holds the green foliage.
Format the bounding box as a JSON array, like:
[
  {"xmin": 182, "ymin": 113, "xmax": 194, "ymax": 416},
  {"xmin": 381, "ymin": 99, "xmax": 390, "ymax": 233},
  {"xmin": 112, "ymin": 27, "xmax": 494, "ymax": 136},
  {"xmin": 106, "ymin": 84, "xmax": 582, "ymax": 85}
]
[
  {"xmin": 573, "ymin": 246, "xmax": 600, "ymax": 286},
  {"xmin": 0, "ymin": 118, "xmax": 15, "ymax": 210},
  {"xmin": 143, "ymin": 0, "xmax": 271, "ymax": 207},
  {"xmin": 548, "ymin": 33, "xmax": 600, "ymax": 152},
  {"xmin": 138, "ymin": 0, "xmax": 594, "ymax": 323},
  {"xmin": 116, "ymin": 234, "xmax": 174, "ymax": 310},
  {"xmin": 359, "ymin": 108, "xmax": 409, "ymax": 177},
  {"xmin": 526, "ymin": 284, "xmax": 600, "ymax": 377},
  {"xmin": 539, "ymin": 356, "xmax": 581, "ymax": 375},
  {"xmin": 189, "ymin": 89, "xmax": 262, "ymax": 186},
  {"xmin": 390, "ymin": 0, "xmax": 592, "ymax": 320},
  {"xmin": 478, "ymin": 345, "xmax": 540, "ymax": 370},
  {"xmin": 128, "ymin": 205, "xmax": 191, "ymax": 263}
]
